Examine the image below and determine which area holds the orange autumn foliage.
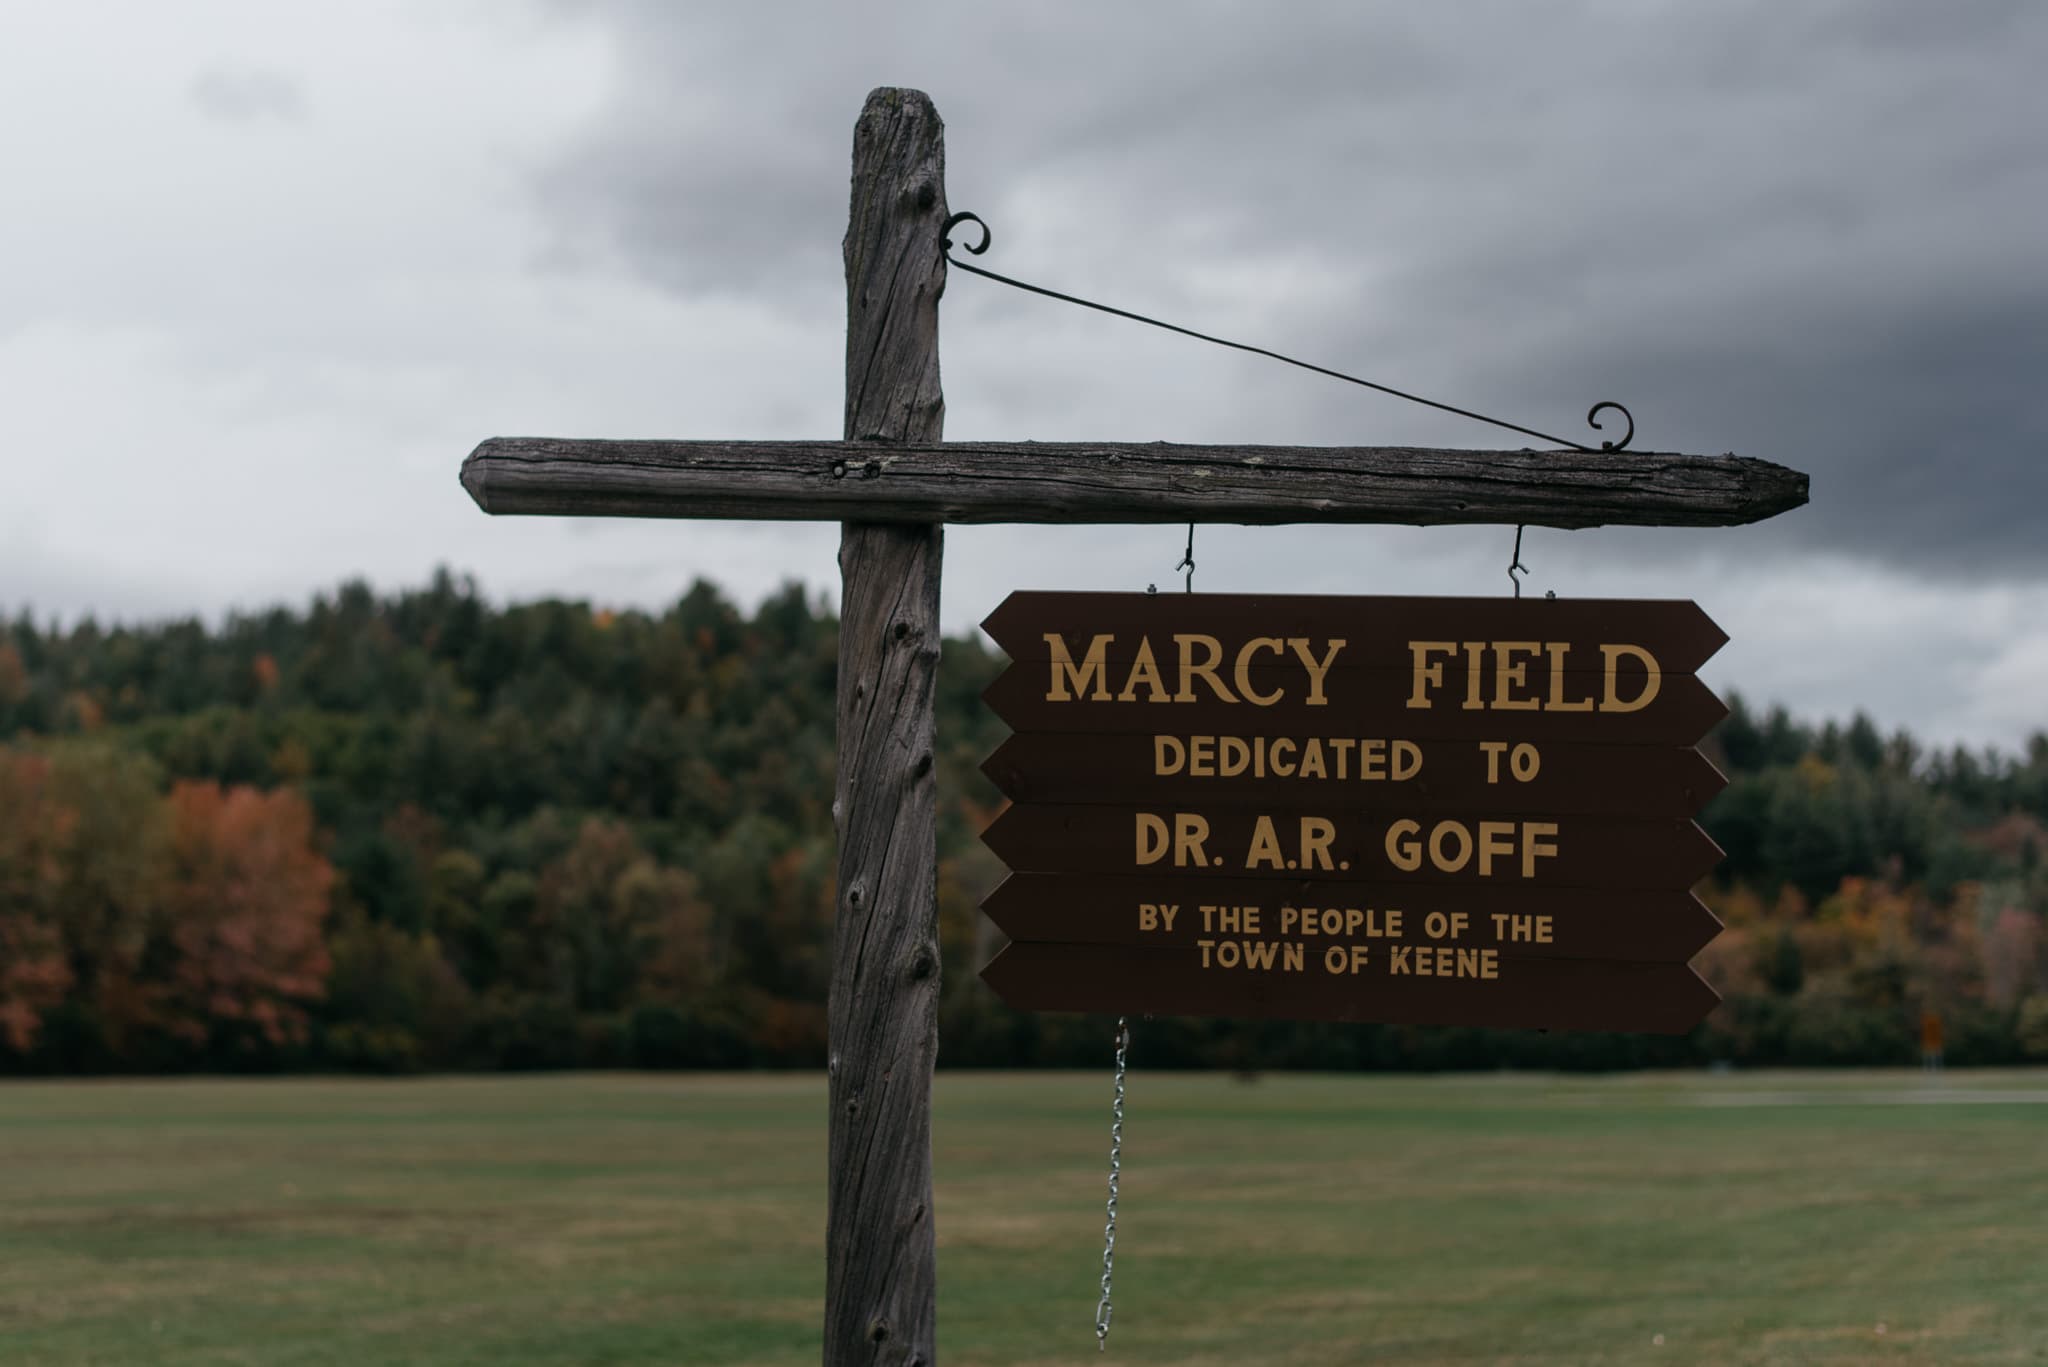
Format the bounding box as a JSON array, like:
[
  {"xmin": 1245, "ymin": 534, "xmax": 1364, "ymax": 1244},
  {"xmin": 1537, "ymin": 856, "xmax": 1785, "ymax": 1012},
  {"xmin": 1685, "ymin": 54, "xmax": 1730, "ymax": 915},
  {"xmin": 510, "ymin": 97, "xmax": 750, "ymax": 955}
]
[{"xmin": 160, "ymin": 781, "xmax": 335, "ymax": 1046}]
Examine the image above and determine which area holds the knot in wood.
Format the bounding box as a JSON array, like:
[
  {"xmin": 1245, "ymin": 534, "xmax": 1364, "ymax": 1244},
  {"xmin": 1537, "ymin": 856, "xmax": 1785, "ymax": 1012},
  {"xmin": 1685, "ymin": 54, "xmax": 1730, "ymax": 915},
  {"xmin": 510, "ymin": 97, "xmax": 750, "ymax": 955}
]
[
  {"xmin": 830, "ymin": 460, "xmax": 848, "ymax": 479},
  {"xmin": 909, "ymin": 947, "xmax": 937, "ymax": 981},
  {"xmin": 868, "ymin": 1317, "xmax": 891, "ymax": 1344}
]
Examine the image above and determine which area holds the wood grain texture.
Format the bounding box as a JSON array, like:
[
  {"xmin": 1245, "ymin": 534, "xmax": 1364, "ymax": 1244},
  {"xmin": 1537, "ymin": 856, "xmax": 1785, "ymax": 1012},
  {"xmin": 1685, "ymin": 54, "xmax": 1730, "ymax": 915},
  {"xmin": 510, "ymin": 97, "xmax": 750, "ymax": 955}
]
[
  {"xmin": 980, "ymin": 942, "xmax": 1721, "ymax": 1034},
  {"xmin": 826, "ymin": 87, "xmax": 945, "ymax": 1367},
  {"xmin": 461, "ymin": 437, "xmax": 1809, "ymax": 528},
  {"xmin": 980, "ymin": 733, "xmax": 1729, "ymax": 816}
]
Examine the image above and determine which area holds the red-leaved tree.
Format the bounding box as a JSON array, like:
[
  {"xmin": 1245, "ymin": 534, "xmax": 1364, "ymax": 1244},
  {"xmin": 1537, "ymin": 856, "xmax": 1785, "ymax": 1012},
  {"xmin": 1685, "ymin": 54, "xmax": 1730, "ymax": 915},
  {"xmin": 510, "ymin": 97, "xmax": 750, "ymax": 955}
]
[
  {"xmin": 0, "ymin": 752, "xmax": 74, "ymax": 1051},
  {"xmin": 160, "ymin": 782, "xmax": 335, "ymax": 1047}
]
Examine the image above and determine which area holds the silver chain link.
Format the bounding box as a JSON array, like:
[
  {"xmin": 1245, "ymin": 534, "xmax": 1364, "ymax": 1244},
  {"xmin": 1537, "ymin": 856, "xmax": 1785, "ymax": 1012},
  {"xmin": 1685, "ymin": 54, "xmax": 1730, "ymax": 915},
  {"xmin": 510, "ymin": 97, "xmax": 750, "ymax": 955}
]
[{"xmin": 1095, "ymin": 1017, "xmax": 1130, "ymax": 1350}]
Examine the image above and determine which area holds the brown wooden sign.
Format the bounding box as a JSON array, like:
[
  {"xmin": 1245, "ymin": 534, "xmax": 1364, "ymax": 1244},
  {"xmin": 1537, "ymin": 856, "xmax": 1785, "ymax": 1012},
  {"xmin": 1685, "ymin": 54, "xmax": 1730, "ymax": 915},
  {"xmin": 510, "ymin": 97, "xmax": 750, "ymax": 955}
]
[
  {"xmin": 981, "ymin": 943, "xmax": 1719, "ymax": 1034},
  {"xmin": 976, "ymin": 590, "xmax": 1730, "ymax": 1034},
  {"xmin": 981, "ymin": 593, "xmax": 1729, "ymax": 744}
]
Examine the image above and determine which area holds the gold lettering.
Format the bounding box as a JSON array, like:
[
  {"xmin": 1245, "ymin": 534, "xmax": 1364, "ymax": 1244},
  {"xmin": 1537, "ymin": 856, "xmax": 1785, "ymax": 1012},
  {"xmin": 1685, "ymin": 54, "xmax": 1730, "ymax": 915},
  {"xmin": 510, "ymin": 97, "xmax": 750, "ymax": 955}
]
[
  {"xmin": 1477, "ymin": 820, "xmax": 1516, "ymax": 876},
  {"xmin": 1289, "ymin": 638, "xmax": 1346, "ymax": 705},
  {"xmin": 1246, "ymin": 816, "xmax": 1285, "ymax": 869},
  {"xmin": 1046, "ymin": 632, "xmax": 1113, "ymax": 701},
  {"xmin": 1233, "ymin": 637, "xmax": 1285, "ymax": 706},
  {"xmin": 1174, "ymin": 634, "xmax": 1238, "ymax": 703},
  {"xmin": 1387, "ymin": 819, "xmax": 1422, "ymax": 872},
  {"xmin": 1429, "ymin": 821, "xmax": 1473, "ymax": 872},
  {"xmin": 1117, "ymin": 637, "xmax": 1171, "ymax": 702},
  {"xmin": 1406, "ymin": 642, "xmax": 1455, "ymax": 709},
  {"xmin": 1453, "ymin": 643, "xmax": 1482, "ymax": 710},
  {"xmin": 1493, "ymin": 641, "xmax": 1540, "ymax": 711},
  {"xmin": 1599, "ymin": 643, "xmax": 1661, "ymax": 712},
  {"xmin": 1135, "ymin": 813, "xmax": 1168, "ymax": 865},
  {"xmin": 1300, "ymin": 816, "xmax": 1336, "ymax": 871},
  {"xmin": 1545, "ymin": 641, "xmax": 1595, "ymax": 711}
]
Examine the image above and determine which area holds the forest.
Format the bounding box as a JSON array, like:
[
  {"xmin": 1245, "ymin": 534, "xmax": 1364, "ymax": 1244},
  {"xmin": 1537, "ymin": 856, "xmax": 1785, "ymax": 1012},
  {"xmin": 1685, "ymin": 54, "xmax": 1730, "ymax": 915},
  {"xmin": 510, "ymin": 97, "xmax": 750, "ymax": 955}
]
[{"xmin": 2, "ymin": 571, "xmax": 2045, "ymax": 1073}]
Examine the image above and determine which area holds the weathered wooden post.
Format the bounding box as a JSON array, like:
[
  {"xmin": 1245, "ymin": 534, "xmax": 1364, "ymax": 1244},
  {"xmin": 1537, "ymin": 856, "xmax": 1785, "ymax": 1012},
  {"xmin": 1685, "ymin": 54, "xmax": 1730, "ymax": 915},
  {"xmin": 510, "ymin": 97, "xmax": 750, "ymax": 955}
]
[
  {"xmin": 827, "ymin": 88, "xmax": 946, "ymax": 1366},
  {"xmin": 458, "ymin": 85, "xmax": 1808, "ymax": 1365}
]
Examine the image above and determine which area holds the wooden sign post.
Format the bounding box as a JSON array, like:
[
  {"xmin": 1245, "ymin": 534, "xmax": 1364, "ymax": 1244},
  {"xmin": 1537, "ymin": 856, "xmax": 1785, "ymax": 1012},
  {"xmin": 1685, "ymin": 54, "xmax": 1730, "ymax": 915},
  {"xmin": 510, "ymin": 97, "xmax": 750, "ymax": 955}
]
[{"xmin": 459, "ymin": 87, "xmax": 1808, "ymax": 1366}]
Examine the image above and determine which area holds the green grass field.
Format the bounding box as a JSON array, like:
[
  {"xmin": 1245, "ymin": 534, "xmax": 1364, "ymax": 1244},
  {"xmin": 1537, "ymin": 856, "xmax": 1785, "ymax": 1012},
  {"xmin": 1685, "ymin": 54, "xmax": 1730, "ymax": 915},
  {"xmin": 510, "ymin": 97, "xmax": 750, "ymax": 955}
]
[{"xmin": 2, "ymin": 1070, "xmax": 2044, "ymax": 1366}]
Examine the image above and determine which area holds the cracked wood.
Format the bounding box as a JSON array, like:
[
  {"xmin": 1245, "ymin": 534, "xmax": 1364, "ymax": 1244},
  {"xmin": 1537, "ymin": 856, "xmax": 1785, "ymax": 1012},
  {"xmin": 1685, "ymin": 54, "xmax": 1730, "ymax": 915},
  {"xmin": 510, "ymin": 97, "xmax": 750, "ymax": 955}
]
[
  {"xmin": 824, "ymin": 87, "xmax": 944, "ymax": 1367},
  {"xmin": 461, "ymin": 437, "xmax": 1809, "ymax": 528}
]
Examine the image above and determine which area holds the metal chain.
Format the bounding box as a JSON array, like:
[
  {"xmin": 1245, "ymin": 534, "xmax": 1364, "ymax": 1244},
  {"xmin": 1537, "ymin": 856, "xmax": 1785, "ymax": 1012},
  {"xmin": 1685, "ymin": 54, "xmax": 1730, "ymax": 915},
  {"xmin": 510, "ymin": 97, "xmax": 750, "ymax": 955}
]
[{"xmin": 1095, "ymin": 1017, "xmax": 1130, "ymax": 1350}]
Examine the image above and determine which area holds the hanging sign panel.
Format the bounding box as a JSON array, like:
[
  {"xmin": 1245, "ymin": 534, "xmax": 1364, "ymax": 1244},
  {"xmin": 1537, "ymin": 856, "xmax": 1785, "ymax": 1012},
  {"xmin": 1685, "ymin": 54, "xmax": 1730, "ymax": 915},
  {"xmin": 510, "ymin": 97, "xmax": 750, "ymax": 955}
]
[{"xmin": 976, "ymin": 591, "xmax": 1731, "ymax": 1034}]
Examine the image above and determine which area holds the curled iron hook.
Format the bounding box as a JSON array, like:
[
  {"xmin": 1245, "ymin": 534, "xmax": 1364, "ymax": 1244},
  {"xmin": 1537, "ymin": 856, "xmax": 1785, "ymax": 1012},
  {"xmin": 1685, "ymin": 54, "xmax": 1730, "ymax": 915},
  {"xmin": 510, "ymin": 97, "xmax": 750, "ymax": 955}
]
[
  {"xmin": 1587, "ymin": 401, "xmax": 1634, "ymax": 452},
  {"xmin": 941, "ymin": 211, "xmax": 990, "ymax": 256}
]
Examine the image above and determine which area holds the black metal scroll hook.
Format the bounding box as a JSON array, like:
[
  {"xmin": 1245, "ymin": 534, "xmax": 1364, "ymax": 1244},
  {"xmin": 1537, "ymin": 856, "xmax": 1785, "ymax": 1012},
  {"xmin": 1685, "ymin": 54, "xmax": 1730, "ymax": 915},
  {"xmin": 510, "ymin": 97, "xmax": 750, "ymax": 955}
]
[
  {"xmin": 1586, "ymin": 401, "xmax": 1634, "ymax": 453},
  {"xmin": 941, "ymin": 211, "xmax": 991, "ymax": 257}
]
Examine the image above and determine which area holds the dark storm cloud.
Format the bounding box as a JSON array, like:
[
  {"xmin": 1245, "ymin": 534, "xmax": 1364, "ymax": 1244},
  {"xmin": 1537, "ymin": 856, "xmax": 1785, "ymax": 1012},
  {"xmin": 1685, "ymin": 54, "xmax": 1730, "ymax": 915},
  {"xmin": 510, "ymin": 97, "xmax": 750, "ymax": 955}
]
[{"xmin": 532, "ymin": 0, "xmax": 2048, "ymax": 573}]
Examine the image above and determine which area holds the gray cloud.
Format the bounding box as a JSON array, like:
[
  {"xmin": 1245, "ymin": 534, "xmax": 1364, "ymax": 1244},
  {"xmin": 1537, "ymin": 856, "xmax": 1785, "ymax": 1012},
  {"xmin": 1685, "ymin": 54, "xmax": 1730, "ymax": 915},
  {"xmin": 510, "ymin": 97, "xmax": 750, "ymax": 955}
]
[
  {"xmin": 532, "ymin": 0, "xmax": 2048, "ymax": 572},
  {"xmin": 3, "ymin": 4, "xmax": 2041, "ymax": 750},
  {"xmin": 189, "ymin": 66, "xmax": 308, "ymax": 124}
]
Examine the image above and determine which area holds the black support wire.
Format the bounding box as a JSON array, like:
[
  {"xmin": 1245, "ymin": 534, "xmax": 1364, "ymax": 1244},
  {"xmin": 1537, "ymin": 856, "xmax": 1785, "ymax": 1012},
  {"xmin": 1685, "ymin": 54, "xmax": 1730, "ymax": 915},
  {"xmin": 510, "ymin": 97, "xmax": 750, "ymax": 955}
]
[{"xmin": 940, "ymin": 210, "xmax": 1634, "ymax": 455}]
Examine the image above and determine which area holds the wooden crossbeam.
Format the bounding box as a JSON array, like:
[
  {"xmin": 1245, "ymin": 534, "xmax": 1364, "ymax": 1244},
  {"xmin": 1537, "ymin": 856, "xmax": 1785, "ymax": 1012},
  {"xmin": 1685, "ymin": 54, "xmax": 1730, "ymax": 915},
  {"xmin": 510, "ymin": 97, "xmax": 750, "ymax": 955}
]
[{"xmin": 462, "ymin": 437, "xmax": 1808, "ymax": 527}]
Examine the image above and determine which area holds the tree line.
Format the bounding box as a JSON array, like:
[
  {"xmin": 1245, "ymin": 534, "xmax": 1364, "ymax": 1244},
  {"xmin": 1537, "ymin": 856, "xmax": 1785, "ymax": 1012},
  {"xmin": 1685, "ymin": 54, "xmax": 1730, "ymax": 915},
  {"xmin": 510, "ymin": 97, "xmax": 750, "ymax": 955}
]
[{"xmin": 2, "ymin": 571, "xmax": 2044, "ymax": 1072}]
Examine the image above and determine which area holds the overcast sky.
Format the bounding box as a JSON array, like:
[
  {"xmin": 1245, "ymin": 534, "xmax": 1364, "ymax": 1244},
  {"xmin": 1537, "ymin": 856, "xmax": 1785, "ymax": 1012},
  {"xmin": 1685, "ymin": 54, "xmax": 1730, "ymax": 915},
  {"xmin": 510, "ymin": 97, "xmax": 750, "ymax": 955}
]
[{"xmin": 4, "ymin": 2, "xmax": 2044, "ymax": 751}]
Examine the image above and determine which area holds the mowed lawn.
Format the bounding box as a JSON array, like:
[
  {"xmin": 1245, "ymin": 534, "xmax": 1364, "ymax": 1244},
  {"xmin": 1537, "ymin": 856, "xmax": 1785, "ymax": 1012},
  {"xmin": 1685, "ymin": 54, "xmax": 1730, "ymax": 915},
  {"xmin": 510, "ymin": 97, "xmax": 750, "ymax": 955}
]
[{"xmin": 2, "ymin": 1071, "xmax": 2045, "ymax": 1366}]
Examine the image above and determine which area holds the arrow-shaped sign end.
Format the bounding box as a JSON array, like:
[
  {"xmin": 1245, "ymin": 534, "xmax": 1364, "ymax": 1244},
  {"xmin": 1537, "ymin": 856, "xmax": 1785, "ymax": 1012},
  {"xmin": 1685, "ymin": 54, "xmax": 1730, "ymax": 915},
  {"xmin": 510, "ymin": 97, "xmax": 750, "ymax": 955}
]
[{"xmin": 1680, "ymin": 892, "xmax": 1726, "ymax": 961}]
